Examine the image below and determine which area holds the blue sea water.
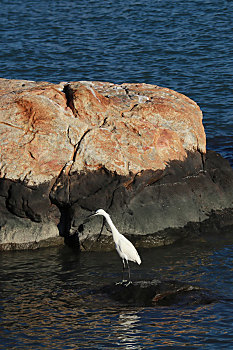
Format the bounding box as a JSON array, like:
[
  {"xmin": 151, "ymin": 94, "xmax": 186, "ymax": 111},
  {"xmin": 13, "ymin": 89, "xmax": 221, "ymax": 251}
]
[
  {"xmin": 0, "ymin": 0, "xmax": 233, "ymax": 349},
  {"xmin": 0, "ymin": 241, "xmax": 233, "ymax": 350},
  {"xmin": 0, "ymin": 0, "xmax": 233, "ymax": 165}
]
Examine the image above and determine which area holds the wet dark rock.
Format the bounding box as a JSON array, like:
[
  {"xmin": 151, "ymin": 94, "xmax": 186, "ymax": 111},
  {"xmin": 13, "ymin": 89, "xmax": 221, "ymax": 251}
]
[
  {"xmin": 100, "ymin": 279, "xmax": 217, "ymax": 307},
  {"xmin": 74, "ymin": 150, "xmax": 233, "ymax": 250},
  {"xmin": 0, "ymin": 150, "xmax": 233, "ymax": 250}
]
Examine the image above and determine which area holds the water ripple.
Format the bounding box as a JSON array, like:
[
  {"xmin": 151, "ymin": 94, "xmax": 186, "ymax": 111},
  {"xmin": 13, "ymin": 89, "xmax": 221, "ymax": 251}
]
[
  {"xmin": 0, "ymin": 3, "xmax": 233, "ymax": 346},
  {"xmin": 0, "ymin": 239, "xmax": 233, "ymax": 349}
]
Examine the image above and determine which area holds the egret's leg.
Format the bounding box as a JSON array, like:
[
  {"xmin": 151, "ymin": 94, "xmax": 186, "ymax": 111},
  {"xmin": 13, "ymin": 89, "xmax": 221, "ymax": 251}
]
[
  {"xmin": 125, "ymin": 260, "xmax": 132, "ymax": 286},
  {"xmin": 122, "ymin": 259, "xmax": 127, "ymax": 283},
  {"xmin": 115, "ymin": 259, "xmax": 127, "ymax": 285}
]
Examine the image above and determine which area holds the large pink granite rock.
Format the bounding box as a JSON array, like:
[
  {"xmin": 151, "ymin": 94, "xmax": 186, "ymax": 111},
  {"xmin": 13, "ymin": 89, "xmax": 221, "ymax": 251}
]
[
  {"xmin": 0, "ymin": 79, "xmax": 74, "ymax": 185},
  {"xmin": 65, "ymin": 81, "xmax": 206, "ymax": 175},
  {"xmin": 0, "ymin": 79, "xmax": 205, "ymax": 184},
  {"xmin": 0, "ymin": 78, "xmax": 232, "ymax": 250}
]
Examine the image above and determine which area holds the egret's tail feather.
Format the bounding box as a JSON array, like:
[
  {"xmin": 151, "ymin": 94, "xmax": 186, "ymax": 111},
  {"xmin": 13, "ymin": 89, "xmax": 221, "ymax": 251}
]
[{"xmin": 136, "ymin": 254, "xmax": 141, "ymax": 265}]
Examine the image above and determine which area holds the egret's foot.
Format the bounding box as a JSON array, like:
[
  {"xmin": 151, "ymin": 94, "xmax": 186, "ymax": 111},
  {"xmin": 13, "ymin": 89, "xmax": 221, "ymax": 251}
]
[
  {"xmin": 124, "ymin": 281, "xmax": 132, "ymax": 287},
  {"xmin": 115, "ymin": 280, "xmax": 128, "ymax": 285}
]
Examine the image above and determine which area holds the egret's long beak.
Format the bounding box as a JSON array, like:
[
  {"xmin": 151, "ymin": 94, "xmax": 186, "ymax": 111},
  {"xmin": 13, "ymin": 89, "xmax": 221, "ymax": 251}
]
[
  {"xmin": 88, "ymin": 212, "xmax": 97, "ymax": 218},
  {"xmin": 83, "ymin": 214, "xmax": 95, "ymax": 224},
  {"xmin": 82, "ymin": 212, "xmax": 96, "ymax": 224}
]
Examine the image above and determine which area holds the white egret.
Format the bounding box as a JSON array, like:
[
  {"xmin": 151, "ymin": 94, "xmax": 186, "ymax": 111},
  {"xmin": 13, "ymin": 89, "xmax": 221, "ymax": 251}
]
[{"xmin": 90, "ymin": 209, "xmax": 141, "ymax": 284}]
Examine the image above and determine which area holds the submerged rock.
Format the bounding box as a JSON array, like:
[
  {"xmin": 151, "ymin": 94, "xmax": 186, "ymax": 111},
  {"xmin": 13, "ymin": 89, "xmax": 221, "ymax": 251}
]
[
  {"xmin": 0, "ymin": 78, "xmax": 232, "ymax": 250},
  {"xmin": 100, "ymin": 279, "xmax": 217, "ymax": 307}
]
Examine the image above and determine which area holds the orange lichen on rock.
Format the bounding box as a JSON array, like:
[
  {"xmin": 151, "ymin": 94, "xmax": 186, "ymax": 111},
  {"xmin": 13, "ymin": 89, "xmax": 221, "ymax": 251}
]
[{"xmin": 0, "ymin": 78, "xmax": 206, "ymax": 185}]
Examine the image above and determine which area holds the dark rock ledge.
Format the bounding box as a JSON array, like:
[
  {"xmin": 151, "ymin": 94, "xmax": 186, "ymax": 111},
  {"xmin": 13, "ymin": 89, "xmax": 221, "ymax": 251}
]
[{"xmin": 99, "ymin": 279, "xmax": 217, "ymax": 307}]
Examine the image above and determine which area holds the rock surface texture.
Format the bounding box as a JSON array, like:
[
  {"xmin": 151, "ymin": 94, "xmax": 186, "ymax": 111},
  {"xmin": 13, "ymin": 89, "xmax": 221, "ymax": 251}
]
[
  {"xmin": 100, "ymin": 279, "xmax": 217, "ymax": 307},
  {"xmin": 0, "ymin": 78, "xmax": 232, "ymax": 250}
]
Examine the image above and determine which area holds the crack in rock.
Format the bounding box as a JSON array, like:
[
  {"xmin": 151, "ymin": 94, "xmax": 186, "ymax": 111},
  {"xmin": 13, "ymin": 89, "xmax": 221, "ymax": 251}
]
[
  {"xmin": 72, "ymin": 129, "xmax": 91, "ymax": 165},
  {"xmin": 66, "ymin": 126, "xmax": 91, "ymax": 175},
  {"xmin": 0, "ymin": 121, "xmax": 24, "ymax": 131},
  {"xmin": 63, "ymin": 84, "xmax": 76, "ymax": 117},
  {"xmin": 28, "ymin": 151, "xmax": 36, "ymax": 160}
]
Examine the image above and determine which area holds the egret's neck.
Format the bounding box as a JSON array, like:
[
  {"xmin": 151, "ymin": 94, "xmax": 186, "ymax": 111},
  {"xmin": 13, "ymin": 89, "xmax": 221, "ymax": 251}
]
[{"xmin": 104, "ymin": 214, "xmax": 119, "ymax": 239}]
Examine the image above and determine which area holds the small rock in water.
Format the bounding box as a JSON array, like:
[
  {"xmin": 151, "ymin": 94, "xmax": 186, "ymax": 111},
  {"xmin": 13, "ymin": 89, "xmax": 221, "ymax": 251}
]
[{"xmin": 100, "ymin": 279, "xmax": 217, "ymax": 307}]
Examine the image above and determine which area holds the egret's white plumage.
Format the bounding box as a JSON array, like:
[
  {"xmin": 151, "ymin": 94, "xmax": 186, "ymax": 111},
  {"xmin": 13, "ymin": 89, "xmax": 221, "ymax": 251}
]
[{"xmin": 91, "ymin": 209, "xmax": 141, "ymax": 283}]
